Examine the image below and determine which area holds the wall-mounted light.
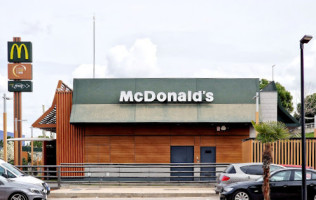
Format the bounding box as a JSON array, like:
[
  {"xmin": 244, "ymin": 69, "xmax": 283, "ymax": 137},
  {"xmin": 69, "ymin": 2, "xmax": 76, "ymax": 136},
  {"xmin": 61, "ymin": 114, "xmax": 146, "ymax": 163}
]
[{"xmin": 216, "ymin": 125, "xmax": 229, "ymax": 132}]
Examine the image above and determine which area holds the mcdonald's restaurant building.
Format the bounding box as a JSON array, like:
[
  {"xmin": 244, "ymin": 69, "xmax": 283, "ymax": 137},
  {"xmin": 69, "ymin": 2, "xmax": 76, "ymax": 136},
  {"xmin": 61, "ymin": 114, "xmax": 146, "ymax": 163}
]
[{"xmin": 32, "ymin": 78, "xmax": 298, "ymax": 167}]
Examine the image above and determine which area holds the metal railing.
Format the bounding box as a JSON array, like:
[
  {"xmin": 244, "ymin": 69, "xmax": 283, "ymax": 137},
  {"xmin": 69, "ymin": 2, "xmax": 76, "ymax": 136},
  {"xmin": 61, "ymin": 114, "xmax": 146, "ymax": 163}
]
[
  {"xmin": 16, "ymin": 163, "xmax": 229, "ymax": 188},
  {"xmin": 296, "ymin": 122, "xmax": 315, "ymax": 130}
]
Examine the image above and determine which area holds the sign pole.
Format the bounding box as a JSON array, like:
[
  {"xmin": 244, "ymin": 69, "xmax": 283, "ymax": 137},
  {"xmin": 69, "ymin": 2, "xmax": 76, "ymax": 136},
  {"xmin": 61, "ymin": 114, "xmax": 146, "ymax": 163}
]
[
  {"xmin": 12, "ymin": 37, "xmax": 23, "ymax": 166},
  {"xmin": 8, "ymin": 37, "xmax": 33, "ymax": 166}
]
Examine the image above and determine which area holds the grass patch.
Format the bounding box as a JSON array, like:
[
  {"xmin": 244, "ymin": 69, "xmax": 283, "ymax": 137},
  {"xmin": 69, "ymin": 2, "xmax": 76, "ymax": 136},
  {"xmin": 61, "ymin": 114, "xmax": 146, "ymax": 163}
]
[
  {"xmin": 306, "ymin": 132, "xmax": 314, "ymax": 138},
  {"xmin": 292, "ymin": 132, "xmax": 314, "ymax": 138}
]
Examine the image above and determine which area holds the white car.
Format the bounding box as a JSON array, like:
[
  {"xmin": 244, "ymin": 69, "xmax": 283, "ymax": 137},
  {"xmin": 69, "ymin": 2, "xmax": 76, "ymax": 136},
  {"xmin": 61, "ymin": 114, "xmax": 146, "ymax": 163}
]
[
  {"xmin": 0, "ymin": 159, "xmax": 50, "ymax": 195},
  {"xmin": 215, "ymin": 163, "xmax": 285, "ymax": 194}
]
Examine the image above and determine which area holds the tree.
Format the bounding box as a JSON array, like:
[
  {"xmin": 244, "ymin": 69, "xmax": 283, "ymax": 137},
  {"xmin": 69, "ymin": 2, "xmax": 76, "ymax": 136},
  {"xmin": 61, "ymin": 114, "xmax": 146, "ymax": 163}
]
[
  {"xmin": 33, "ymin": 136, "xmax": 49, "ymax": 148},
  {"xmin": 259, "ymin": 79, "xmax": 269, "ymax": 90},
  {"xmin": 0, "ymin": 141, "xmax": 14, "ymax": 162},
  {"xmin": 260, "ymin": 79, "xmax": 294, "ymax": 113},
  {"xmin": 294, "ymin": 93, "xmax": 316, "ymax": 123},
  {"xmin": 252, "ymin": 121, "xmax": 290, "ymax": 200},
  {"xmin": 0, "ymin": 136, "xmax": 12, "ymax": 148}
]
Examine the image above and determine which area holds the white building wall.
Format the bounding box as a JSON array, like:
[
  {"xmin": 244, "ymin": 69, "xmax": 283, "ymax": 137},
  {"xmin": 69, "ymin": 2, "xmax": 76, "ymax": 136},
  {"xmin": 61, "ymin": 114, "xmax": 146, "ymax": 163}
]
[
  {"xmin": 249, "ymin": 126, "xmax": 256, "ymax": 138},
  {"xmin": 260, "ymin": 92, "xmax": 277, "ymax": 122}
]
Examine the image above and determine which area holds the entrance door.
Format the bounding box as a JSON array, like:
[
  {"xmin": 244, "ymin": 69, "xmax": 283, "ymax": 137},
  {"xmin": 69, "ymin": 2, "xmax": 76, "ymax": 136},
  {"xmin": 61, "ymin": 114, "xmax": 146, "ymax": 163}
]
[
  {"xmin": 200, "ymin": 147, "xmax": 216, "ymax": 181},
  {"xmin": 170, "ymin": 146, "xmax": 194, "ymax": 181}
]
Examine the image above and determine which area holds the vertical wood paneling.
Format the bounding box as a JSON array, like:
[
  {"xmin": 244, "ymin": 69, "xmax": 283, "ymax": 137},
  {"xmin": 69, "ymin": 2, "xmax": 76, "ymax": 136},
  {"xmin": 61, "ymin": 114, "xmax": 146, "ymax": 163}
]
[
  {"xmin": 242, "ymin": 140, "xmax": 253, "ymax": 163},
  {"xmin": 294, "ymin": 140, "xmax": 297, "ymax": 165},
  {"xmin": 243, "ymin": 139, "xmax": 316, "ymax": 169},
  {"xmin": 312, "ymin": 141, "xmax": 315, "ymax": 169},
  {"xmin": 56, "ymin": 91, "xmax": 84, "ymax": 176}
]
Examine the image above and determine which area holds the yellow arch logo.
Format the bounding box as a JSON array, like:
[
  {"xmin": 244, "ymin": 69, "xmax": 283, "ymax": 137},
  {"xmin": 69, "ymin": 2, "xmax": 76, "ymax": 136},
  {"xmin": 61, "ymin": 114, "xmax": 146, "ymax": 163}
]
[{"xmin": 10, "ymin": 44, "xmax": 29, "ymax": 60}]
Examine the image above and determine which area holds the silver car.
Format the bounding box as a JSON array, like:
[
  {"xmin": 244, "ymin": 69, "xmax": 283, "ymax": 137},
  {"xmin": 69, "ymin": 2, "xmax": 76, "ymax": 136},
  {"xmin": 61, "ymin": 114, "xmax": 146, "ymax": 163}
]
[
  {"xmin": 215, "ymin": 163, "xmax": 285, "ymax": 194},
  {"xmin": 0, "ymin": 176, "xmax": 47, "ymax": 200},
  {"xmin": 0, "ymin": 159, "xmax": 50, "ymax": 195}
]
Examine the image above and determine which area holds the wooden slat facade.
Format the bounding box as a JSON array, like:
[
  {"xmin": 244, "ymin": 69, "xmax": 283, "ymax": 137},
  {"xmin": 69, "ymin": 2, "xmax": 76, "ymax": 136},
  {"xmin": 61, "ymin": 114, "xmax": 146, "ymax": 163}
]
[
  {"xmin": 33, "ymin": 81, "xmax": 84, "ymax": 176},
  {"xmin": 56, "ymin": 91, "xmax": 84, "ymax": 176},
  {"xmin": 242, "ymin": 139, "xmax": 316, "ymax": 169},
  {"xmin": 33, "ymin": 80, "xmax": 257, "ymax": 175},
  {"xmin": 83, "ymin": 124, "xmax": 249, "ymax": 163}
]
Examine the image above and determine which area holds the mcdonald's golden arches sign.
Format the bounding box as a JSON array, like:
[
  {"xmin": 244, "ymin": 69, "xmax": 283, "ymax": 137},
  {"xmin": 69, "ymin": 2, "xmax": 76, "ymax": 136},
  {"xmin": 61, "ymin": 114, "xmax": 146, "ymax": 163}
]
[{"xmin": 8, "ymin": 42, "xmax": 32, "ymax": 63}]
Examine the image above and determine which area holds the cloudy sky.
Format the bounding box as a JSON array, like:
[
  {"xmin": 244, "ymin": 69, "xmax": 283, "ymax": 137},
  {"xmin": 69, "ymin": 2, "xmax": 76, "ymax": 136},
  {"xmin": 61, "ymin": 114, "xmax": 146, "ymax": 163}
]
[{"xmin": 0, "ymin": 0, "xmax": 316, "ymax": 137}]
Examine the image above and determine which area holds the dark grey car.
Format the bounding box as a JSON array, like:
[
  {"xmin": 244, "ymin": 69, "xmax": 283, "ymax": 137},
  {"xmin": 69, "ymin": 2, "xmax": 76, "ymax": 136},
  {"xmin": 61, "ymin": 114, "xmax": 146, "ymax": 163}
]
[{"xmin": 0, "ymin": 176, "xmax": 47, "ymax": 200}]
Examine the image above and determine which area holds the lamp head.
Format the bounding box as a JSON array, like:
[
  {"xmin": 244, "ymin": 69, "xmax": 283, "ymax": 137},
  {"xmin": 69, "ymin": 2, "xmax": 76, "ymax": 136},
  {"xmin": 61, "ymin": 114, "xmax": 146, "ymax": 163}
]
[{"xmin": 300, "ymin": 35, "xmax": 313, "ymax": 44}]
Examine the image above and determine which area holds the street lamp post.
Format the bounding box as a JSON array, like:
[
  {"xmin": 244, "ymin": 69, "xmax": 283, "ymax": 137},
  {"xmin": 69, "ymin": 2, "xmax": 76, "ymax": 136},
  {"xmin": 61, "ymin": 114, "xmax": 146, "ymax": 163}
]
[
  {"xmin": 300, "ymin": 35, "xmax": 313, "ymax": 200},
  {"xmin": 14, "ymin": 118, "xmax": 27, "ymax": 164},
  {"xmin": 30, "ymin": 127, "xmax": 34, "ymax": 165},
  {"xmin": 3, "ymin": 94, "xmax": 12, "ymax": 162},
  {"xmin": 272, "ymin": 65, "xmax": 276, "ymax": 81}
]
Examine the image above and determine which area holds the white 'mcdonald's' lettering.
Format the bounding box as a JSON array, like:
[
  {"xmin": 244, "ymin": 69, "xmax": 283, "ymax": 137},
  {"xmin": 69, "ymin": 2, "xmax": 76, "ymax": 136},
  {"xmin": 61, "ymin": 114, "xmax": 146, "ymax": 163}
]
[{"xmin": 119, "ymin": 90, "xmax": 214, "ymax": 103}]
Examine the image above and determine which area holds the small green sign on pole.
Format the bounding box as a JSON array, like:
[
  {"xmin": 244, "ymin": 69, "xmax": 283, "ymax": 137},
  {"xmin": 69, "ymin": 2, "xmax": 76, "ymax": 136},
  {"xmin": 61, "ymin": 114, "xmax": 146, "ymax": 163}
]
[
  {"xmin": 8, "ymin": 81, "xmax": 33, "ymax": 92},
  {"xmin": 8, "ymin": 42, "xmax": 32, "ymax": 63}
]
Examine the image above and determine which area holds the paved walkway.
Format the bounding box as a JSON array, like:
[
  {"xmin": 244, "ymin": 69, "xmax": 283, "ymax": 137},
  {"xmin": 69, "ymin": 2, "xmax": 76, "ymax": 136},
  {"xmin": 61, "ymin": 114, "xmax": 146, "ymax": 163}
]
[{"xmin": 50, "ymin": 186, "xmax": 216, "ymax": 198}]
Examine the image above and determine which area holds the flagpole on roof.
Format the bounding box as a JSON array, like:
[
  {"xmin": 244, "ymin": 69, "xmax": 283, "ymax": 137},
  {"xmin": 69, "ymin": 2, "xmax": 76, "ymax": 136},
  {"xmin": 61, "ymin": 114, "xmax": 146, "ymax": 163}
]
[{"xmin": 93, "ymin": 14, "xmax": 96, "ymax": 78}]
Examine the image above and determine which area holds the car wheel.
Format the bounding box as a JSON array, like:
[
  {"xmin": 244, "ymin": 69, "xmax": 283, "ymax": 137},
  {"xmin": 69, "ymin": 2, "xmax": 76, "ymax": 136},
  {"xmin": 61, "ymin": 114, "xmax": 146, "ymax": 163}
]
[
  {"xmin": 9, "ymin": 193, "xmax": 28, "ymax": 200},
  {"xmin": 313, "ymin": 194, "xmax": 316, "ymax": 200},
  {"xmin": 233, "ymin": 190, "xmax": 250, "ymax": 200}
]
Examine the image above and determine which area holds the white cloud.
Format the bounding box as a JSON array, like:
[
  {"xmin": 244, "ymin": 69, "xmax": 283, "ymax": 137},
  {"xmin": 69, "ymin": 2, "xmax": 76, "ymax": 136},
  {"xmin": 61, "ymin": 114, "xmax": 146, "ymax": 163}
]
[
  {"xmin": 0, "ymin": 73, "xmax": 7, "ymax": 93},
  {"xmin": 278, "ymin": 40, "xmax": 316, "ymax": 100},
  {"xmin": 107, "ymin": 38, "xmax": 159, "ymax": 77},
  {"xmin": 72, "ymin": 38, "xmax": 160, "ymax": 79},
  {"xmin": 72, "ymin": 64, "xmax": 109, "ymax": 78}
]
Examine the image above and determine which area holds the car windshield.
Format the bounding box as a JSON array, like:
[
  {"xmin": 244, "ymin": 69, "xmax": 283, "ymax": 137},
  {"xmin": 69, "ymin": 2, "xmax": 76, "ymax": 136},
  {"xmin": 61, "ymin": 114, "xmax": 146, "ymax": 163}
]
[{"xmin": 2, "ymin": 163, "xmax": 25, "ymax": 176}]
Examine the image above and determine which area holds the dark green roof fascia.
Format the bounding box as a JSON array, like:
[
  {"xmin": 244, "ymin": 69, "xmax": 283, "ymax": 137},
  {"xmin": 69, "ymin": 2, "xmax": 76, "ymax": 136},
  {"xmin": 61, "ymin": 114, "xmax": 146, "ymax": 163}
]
[
  {"xmin": 72, "ymin": 78, "xmax": 260, "ymax": 105},
  {"xmin": 277, "ymin": 95, "xmax": 300, "ymax": 127}
]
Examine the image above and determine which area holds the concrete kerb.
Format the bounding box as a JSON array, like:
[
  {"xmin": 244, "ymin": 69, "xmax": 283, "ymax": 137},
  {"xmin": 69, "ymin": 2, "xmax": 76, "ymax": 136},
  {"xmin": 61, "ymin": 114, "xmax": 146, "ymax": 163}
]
[{"xmin": 49, "ymin": 185, "xmax": 217, "ymax": 198}]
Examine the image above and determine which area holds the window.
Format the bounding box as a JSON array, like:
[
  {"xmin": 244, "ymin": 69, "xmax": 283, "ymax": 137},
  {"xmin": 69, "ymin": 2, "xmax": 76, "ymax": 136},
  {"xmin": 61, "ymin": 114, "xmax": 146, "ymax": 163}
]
[
  {"xmin": 240, "ymin": 166, "xmax": 249, "ymax": 173},
  {"xmin": 7, "ymin": 171, "xmax": 16, "ymax": 178},
  {"xmin": 270, "ymin": 171, "xmax": 291, "ymax": 182},
  {"xmin": 0, "ymin": 167, "xmax": 5, "ymax": 176},
  {"xmin": 270, "ymin": 165, "xmax": 283, "ymax": 172},
  {"xmin": 228, "ymin": 166, "xmax": 236, "ymax": 174},
  {"xmin": 2, "ymin": 163, "xmax": 24, "ymax": 176},
  {"xmin": 224, "ymin": 165, "xmax": 236, "ymax": 174},
  {"xmin": 240, "ymin": 165, "xmax": 263, "ymax": 175},
  {"xmin": 246, "ymin": 165, "xmax": 263, "ymax": 175},
  {"xmin": 311, "ymin": 172, "xmax": 316, "ymax": 180},
  {"xmin": 294, "ymin": 171, "xmax": 312, "ymax": 181}
]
